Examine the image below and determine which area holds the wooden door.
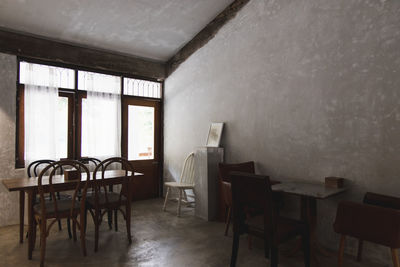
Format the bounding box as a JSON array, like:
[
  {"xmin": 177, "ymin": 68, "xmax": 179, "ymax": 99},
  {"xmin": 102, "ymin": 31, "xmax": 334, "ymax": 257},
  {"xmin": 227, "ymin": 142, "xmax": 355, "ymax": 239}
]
[{"xmin": 122, "ymin": 97, "xmax": 161, "ymax": 200}]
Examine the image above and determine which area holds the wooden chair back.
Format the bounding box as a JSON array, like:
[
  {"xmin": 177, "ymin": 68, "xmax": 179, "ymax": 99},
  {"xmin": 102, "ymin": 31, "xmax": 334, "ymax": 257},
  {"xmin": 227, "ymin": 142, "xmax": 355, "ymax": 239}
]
[
  {"xmin": 230, "ymin": 172, "xmax": 275, "ymax": 236},
  {"xmin": 37, "ymin": 160, "xmax": 90, "ymax": 219},
  {"xmin": 91, "ymin": 157, "xmax": 134, "ymax": 207},
  {"xmin": 218, "ymin": 161, "xmax": 255, "ymax": 182},
  {"xmin": 78, "ymin": 157, "xmax": 101, "ymax": 171},
  {"xmin": 27, "ymin": 159, "xmax": 56, "ymax": 178},
  {"xmin": 218, "ymin": 161, "xmax": 255, "ymax": 207},
  {"xmin": 179, "ymin": 153, "xmax": 195, "ymax": 185}
]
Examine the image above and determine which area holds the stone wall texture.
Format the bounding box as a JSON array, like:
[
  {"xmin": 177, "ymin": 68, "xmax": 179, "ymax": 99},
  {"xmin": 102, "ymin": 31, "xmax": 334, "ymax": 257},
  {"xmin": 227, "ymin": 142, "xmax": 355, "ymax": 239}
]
[
  {"xmin": 164, "ymin": 0, "xmax": 400, "ymax": 264},
  {"xmin": 0, "ymin": 53, "xmax": 25, "ymax": 226}
]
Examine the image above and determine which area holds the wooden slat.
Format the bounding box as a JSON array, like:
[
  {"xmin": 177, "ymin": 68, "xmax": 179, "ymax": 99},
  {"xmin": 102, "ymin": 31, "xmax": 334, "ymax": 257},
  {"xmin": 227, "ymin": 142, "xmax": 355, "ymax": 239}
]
[
  {"xmin": 0, "ymin": 28, "xmax": 166, "ymax": 80},
  {"xmin": 166, "ymin": 0, "xmax": 250, "ymax": 76}
]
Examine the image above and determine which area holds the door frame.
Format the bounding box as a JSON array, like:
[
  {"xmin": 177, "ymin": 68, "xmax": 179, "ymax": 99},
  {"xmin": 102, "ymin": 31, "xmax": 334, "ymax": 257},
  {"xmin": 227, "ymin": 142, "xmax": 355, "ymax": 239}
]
[{"xmin": 121, "ymin": 96, "xmax": 162, "ymax": 199}]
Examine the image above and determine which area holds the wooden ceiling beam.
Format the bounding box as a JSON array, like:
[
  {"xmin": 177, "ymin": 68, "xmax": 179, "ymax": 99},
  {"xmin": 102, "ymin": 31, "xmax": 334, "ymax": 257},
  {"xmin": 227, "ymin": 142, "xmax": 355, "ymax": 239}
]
[
  {"xmin": 166, "ymin": 0, "xmax": 250, "ymax": 77},
  {"xmin": 0, "ymin": 28, "xmax": 166, "ymax": 80}
]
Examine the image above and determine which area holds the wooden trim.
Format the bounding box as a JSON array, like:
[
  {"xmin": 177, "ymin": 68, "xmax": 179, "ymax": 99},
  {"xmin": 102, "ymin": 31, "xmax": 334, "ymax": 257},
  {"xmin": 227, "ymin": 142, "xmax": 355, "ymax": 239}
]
[
  {"xmin": 0, "ymin": 28, "xmax": 166, "ymax": 80},
  {"xmin": 75, "ymin": 91, "xmax": 87, "ymax": 159},
  {"xmin": 59, "ymin": 91, "xmax": 76, "ymax": 159},
  {"xmin": 15, "ymin": 84, "xmax": 25, "ymax": 168},
  {"xmin": 166, "ymin": 0, "xmax": 250, "ymax": 76},
  {"xmin": 159, "ymin": 82, "xmax": 165, "ymax": 197}
]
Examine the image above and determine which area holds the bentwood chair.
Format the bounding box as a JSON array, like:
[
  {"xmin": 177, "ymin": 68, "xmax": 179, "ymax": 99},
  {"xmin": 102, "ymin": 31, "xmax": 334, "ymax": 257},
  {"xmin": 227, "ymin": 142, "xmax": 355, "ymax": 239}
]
[
  {"xmin": 27, "ymin": 160, "xmax": 72, "ymax": 237},
  {"xmin": 86, "ymin": 157, "xmax": 134, "ymax": 252},
  {"xmin": 230, "ymin": 172, "xmax": 310, "ymax": 267},
  {"xmin": 163, "ymin": 152, "xmax": 195, "ymax": 217},
  {"xmin": 33, "ymin": 160, "xmax": 90, "ymax": 267},
  {"xmin": 219, "ymin": 161, "xmax": 255, "ymax": 236}
]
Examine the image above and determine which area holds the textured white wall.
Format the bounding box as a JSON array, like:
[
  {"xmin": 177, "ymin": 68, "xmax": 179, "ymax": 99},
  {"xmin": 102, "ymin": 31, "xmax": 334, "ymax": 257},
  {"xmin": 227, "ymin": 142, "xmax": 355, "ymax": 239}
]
[
  {"xmin": 0, "ymin": 53, "xmax": 25, "ymax": 226},
  {"xmin": 164, "ymin": 0, "xmax": 400, "ymax": 264}
]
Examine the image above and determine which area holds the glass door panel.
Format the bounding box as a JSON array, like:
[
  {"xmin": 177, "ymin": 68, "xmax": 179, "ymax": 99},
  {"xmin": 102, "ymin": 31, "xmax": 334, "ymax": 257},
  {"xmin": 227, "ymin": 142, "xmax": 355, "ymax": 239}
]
[{"xmin": 128, "ymin": 105, "xmax": 155, "ymax": 160}]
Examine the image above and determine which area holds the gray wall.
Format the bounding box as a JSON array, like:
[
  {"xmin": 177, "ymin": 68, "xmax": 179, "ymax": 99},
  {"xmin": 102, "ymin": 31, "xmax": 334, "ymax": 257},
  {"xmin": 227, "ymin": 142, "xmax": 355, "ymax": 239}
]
[
  {"xmin": 0, "ymin": 53, "xmax": 25, "ymax": 226},
  {"xmin": 164, "ymin": 0, "xmax": 400, "ymax": 264}
]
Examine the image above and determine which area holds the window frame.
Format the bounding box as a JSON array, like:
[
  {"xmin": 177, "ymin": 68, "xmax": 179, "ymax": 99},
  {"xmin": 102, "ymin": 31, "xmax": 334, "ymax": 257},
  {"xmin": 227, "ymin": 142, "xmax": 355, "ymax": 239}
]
[{"xmin": 15, "ymin": 57, "xmax": 163, "ymax": 168}]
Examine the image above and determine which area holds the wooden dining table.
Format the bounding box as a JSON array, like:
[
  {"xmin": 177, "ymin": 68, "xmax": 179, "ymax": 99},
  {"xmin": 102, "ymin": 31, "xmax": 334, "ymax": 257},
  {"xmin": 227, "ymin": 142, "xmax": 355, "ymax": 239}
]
[
  {"xmin": 1, "ymin": 170, "xmax": 144, "ymax": 259},
  {"xmin": 272, "ymin": 181, "xmax": 347, "ymax": 264}
]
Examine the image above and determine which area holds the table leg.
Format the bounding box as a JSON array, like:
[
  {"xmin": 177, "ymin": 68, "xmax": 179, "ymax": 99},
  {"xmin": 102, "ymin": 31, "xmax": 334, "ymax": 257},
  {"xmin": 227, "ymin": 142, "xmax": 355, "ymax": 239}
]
[
  {"xmin": 19, "ymin": 190, "xmax": 25, "ymax": 243},
  {"xmin": 27, "ymin": 190, "xmax": 34, "ymax": 260},
  {"xmin": 286, "ymin": 196, "xmax": 332, "ymax": 264}
]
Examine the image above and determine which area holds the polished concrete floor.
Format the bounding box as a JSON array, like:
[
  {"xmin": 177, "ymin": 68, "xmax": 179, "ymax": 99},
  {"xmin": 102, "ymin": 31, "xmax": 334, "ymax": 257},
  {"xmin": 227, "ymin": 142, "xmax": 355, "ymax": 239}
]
[{"xmin": 0, "ymin": 199, "xmax": 385, "ymax": 266}]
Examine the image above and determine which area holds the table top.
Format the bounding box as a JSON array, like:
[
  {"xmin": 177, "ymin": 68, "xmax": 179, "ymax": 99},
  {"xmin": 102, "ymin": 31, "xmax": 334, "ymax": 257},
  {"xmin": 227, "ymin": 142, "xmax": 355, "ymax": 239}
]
[
  {"xmin": 271, "ymin": 181, "xmax": 347, "ymax": 199},
  {"xmin": 2, "ymin": 170, "xmax": 143, "ymax": 192}
]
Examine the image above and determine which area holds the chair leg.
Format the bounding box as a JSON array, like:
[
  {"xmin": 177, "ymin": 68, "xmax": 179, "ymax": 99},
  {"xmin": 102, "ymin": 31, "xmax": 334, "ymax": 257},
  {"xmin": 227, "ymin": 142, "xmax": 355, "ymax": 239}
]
[
  {"xmin": 302, "ymin": 229, "xmax": 311, "ymax": 267},
  {"xmin": 230, "ymin": 231, "xmax": 240, "ymax": 267},
  {"xmin": 224, "ymin": 207, "xmax": 231, "ymax": 236},
  {"xmin": 94, "ymin": 210, "xmax": 99, "ymax": 252},
  {"xmin": 269, "ymin": 246, "xmax": 278, "ymax": 267},
  {"xmin": 79, "ymin": 214, "xmax": 87, "ymax": 257},
  {"xmin": 126, "ymin": 204, "xmax": 132, "ymax": 244},
  {"xmin": 67, "ymin": 218, "xmax": 72, "ymax": 239},
  {"xmin": 338, "ymin": 235, "xmax": 346, "ymax": 267},
  {"xmin": 32, "ymin": 219, "xmax": 37, "ymax": 250},
  {"xmin": 58, "ymin": 219, "xmax": 62, "ymax": 231},
  {"xmin": 357, "ymin": 239, "xmax": 363, "ymax": 262},
  {"xmin": 248, "ymin": 235, "xmax": 253, "ymax": 250},
  {"xmin": 163, "ymin": 187, "xmax": 170, "ymax": 211},
  {"xmin": 72, "ymin": 217, "xmax": 77, "ymax": 242},
  {"xmin": 40, "ymin": 220, "xmax": 47, "ymax": 267},
  {"xmin": 114, "ymin": 209, "xmax": 118, "ymax": 232},
  {"xmin": 107, "ymin": 211, "xmax": 112, "ymax": 230},
  {"xmin": 264, "ymin": 239, "xmax": 270, "ymax": 259},
  {"xmin": 391, "ymin": 248, "xmax": 400, "ymax": 267},
  {"xmin": 177, "ymin": 189, "xmax": 183, "ymax": 217}
]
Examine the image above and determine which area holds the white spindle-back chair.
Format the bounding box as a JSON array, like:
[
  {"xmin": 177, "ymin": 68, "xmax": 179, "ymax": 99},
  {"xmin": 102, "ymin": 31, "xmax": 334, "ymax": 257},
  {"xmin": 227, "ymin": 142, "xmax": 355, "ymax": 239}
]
[{"xmin": 163, "ymin": 153, "xmax": 195, "ymax": 216}]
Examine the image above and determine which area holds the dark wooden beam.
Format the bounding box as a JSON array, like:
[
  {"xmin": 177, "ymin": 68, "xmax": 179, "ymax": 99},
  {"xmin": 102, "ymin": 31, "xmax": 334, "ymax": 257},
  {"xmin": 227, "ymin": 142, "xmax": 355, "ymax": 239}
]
[
  {"xmin": 166, "ymin": 0, "xmax": 250, "ymax": 76},
  {"xmin": 0, "ymin": 28, "xmax": 166, "ymax": 80}
]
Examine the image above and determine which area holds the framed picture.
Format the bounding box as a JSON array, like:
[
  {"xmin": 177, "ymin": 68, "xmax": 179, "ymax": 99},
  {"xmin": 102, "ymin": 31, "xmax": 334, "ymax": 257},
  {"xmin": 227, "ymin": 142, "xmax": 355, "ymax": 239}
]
[{"xmin": 206, "ymin": 122, "xmax": 224, "ymax": 147}]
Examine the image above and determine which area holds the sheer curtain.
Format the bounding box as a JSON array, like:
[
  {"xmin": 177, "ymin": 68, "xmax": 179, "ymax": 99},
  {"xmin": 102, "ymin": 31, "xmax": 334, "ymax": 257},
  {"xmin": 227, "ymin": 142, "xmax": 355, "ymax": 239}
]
[
  {"xmin": 24, "ymin": 85, "xmax": 68, "ymax": 163},
  {"xmin": 80, "ymin": 71, "xmax": 121, "ymax": 159}
]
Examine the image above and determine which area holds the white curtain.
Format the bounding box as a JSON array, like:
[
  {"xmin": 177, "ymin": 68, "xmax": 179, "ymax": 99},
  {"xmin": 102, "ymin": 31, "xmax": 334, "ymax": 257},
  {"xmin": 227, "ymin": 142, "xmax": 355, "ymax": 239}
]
[
  {"xmin": 24, "ymin": 85, "xmax": 68, "ymax": 163},
  {"xmin": 81, "ymin": 92, "xmax": 121, "ymax": 160}
]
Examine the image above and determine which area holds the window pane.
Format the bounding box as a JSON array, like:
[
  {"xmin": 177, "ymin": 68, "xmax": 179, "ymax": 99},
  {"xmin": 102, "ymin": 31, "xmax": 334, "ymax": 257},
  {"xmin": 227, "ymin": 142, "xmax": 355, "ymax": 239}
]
[
  {"xmin": 128, "ymin": 105, "xmax": 154, "ymax": 160},
  {"xmin": 19, "ymin": 62, "xmax": 75, "ymax": 89},
  {"xmin": 124, "ymin": 78, "xmax": 161, "ymax": 98},
  {"xmin": 81, "ymin": 93, "xmax": 121, "ymax": 158},
  {"xmin": 24, "ymin": 85, "xmax": 68, "ymax": 161},
  {"xmin": 78, "ymin": 71, "xmax": 121, "ymax": 94}
]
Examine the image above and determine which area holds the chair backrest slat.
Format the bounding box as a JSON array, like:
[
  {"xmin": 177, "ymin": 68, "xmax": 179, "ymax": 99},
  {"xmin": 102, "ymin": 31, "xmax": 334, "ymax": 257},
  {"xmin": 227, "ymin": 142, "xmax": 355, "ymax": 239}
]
[
  {"xmin": 179, "ymin": 153, "xmax": 195, "ymax": 184},
  {"xmin": 27, "ymin": 159, "xmax": 56, "ymax": 178}
]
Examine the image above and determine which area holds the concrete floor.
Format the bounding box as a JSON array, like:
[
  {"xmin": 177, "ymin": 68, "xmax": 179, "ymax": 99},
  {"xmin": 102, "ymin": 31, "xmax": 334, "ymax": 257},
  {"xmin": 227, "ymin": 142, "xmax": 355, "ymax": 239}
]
[{"xmin": 0, "ymin": 199, "xmax": 386, "ymax": 266}]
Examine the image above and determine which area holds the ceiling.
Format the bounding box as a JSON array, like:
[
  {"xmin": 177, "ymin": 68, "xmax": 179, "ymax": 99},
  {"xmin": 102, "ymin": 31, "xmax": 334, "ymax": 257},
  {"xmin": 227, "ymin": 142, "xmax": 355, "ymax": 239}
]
[{"xmin": 0, "ymin": 0, "xmax": 234, "ymax": 61}]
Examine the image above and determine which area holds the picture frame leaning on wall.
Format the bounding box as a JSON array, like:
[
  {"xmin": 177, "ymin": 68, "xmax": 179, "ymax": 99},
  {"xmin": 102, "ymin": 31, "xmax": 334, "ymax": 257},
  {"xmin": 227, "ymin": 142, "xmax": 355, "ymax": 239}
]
[{"xmin": 206, "ymin": 122, "xmax": 224, "ymax": 147}]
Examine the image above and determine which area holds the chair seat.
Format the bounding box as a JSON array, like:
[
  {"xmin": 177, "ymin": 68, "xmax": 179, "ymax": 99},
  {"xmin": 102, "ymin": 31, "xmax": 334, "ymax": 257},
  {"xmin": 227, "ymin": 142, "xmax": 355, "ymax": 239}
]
[
  {"xmin": 34, "ymin": 199, "xmax": 80, "ymax": 216},
  {"xmin": 86, "ymin": 192, "xmax": 127, "ymax": 207},
  {"xmin": 164, "ymin": 181, "xmax": 194, "ymax": 189},
  {"xmin": 246, "ymin": 215, "xmax": 307, "ymax": 243},
  {"xmin": 35, "ymin": 193, "xmax": 72, "ymax": 204}
]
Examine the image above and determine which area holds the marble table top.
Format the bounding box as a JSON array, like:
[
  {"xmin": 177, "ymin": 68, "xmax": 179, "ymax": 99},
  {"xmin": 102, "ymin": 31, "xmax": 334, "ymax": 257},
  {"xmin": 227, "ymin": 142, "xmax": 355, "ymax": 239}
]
[{"xmin": 271, "ymin": 181, "xmax": 347, "ymax": 199}]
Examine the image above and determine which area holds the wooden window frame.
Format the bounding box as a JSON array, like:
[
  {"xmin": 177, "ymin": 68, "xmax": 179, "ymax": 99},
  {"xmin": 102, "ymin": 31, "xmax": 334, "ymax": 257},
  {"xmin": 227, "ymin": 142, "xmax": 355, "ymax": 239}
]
[{"xmin": 15, "ymin": 58, "xmax": 163, "ymax": 169}]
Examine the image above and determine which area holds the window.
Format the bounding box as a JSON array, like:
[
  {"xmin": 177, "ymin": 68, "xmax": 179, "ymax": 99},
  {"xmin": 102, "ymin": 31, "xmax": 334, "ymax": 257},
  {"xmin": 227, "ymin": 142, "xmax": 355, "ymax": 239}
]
[
  {"xmin": 16, "ymin": 60, "xmax": 162, "ymax": 167},
  {"xmin": 124, "ymin": 77, "xmax": 161, "ymax": 98}
]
